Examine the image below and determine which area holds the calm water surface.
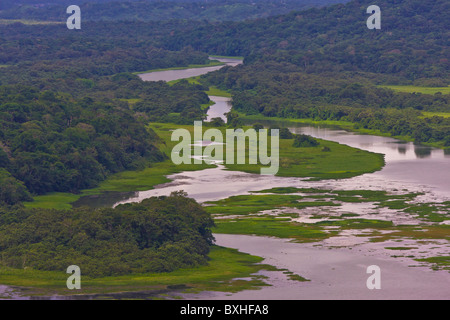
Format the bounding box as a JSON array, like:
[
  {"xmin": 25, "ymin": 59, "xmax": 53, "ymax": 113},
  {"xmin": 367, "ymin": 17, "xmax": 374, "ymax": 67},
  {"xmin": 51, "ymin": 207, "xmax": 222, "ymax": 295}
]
[{"xmin": 37, "ymin": 58, "xmax": 450, "ymax": 300}]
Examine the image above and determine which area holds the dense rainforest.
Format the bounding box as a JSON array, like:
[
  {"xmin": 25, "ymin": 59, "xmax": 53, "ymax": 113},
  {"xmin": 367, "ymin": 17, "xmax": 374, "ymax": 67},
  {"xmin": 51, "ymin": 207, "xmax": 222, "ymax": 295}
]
[
  {"xmin": 0, "ymin": 0, "xmax": 448, "ymax": 278},
  {"xmin": 0, "ymin": 71, "xmax": 210, "ymax": 203},
  {"xmin": 0, "ymin": 0, "xmax": 448, "ymax": 205},
  {"xmin": 0, "ymin": 23, "xmax": 214, "ymax": 204},
  {"xmin": 0, "ymin": 0, "xmax": 348, "ymax": 22},
  {"xmin": 0, "ymin": 192, "xmax": 215, "ymax": 277},
  {"xmin": 204, "ymin": 62, "xmax": 450, "ymax": 146}
]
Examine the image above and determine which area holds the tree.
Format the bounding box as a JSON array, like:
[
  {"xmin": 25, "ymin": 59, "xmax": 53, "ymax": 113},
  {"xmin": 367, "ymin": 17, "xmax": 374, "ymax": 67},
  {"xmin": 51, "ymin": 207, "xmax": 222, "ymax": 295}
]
[{"xmin": 293, "ymin": 134, "xmax": 320, "ymax": 148}]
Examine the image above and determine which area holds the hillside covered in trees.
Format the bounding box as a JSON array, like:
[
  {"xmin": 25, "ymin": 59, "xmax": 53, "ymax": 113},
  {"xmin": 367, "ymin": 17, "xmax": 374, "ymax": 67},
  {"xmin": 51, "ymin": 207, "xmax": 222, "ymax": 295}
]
[
  {"xmin": 0, "ymin": 0, "xmax": 348, "ymax": 22},
  {"xmin": 0, "ymin": 0, "xmax": 448, "ymax": 287},
  {"xmin": 0, "ymin": 0, "xmax": 448, "ymax": 205}
]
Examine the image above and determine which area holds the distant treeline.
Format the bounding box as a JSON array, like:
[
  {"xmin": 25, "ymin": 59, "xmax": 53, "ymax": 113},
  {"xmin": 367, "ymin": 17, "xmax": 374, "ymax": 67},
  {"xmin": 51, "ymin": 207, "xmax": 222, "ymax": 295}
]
[
  {"xmin": 204, "ymin": 62, "xmax": 450, "ymax": 146},
  {"xmin": 1, "ymin": 0, "xmax": 448, "ymax": 81},
  {"xmin": 0, "ymin": 0, "xmax": 449, "ymax": 205},
  {"xmin": 0, "ymin": 0, "xmax": 347, "ymax": 21}
]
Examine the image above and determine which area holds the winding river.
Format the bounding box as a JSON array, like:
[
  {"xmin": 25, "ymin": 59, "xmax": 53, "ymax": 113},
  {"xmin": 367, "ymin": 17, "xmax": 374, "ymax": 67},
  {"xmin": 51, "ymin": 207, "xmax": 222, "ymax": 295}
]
[
  {"xmin": 134, "ymin": 57, "xmax": 450, "ymax": 300},
  {"xmin": 7, "ymin": 57, "xmax": 446, "ymax": 300}
]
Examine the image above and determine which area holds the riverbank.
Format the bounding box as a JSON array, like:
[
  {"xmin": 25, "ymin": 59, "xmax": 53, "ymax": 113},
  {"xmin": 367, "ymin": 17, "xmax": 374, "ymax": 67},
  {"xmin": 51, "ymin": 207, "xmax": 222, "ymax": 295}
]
[
  {"xmin": 236, "ymin": 112, "xmax": 449, "ymax": 150},
  {"xmin": 9, "ymin": 56, "xmax": 449, "ymax": 300},
  {"xmin": 0, "ymin": 246, "xmax": 286, "ymax": 299},
  {"xmin": 133, "ymin": 60, "xmax": 225, "ymax": 75},
  {"xmin": 25, "ymin": 119, "xmax": 385, "ymax": 211},
  {"xmin": 149, "ymin": 122, "xmax": 385, "ymax": 180},
  {"xmin": 185, "ymin": 234, "xmax": 450, "ymax": 300}
]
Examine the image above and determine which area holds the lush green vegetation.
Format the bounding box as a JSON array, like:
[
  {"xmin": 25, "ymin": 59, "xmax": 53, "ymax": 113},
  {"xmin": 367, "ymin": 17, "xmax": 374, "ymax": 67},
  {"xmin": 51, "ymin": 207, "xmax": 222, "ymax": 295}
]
[
  {"xmin": 0, "ymin": 85, "xmax": 165, "ymax": 199},
  {"xmin": 0, "ymin": 192, "xmax": 215, "ymax": 277},
  {"xmin": 378, "ymin": 85, "xmax": 450, "ymax": 95},
  {"xmin": 0, "ymin": 69, "xmax": 214, "ymax": 205},
  {"xmin": 149, "ymin": 122, "xmax": 385, "ymax": 180},
  {"xmin": 225, "ymin": 133, "xmax": 384, "ymax": 180},
  {"xmin": 0, "ymin": 245, "xmax": 275, "ymax": 297},
  {"xmin": 206, "ymin": 188, "xmax": 449, "ymax": 246},
  {"xmin": 214, "ymin": 217, "xmax": 331, "ymax": 242},
  {"xmin": 205, "ymin": 63, "xmax": 450, "ymax": 148},
  {"xmin": 0, "ymin": 0, "xmax": 449, "ymax": 297},
  {"xmin": 0, "ymin": 0, "xmax": 347, "ymax": 22}
]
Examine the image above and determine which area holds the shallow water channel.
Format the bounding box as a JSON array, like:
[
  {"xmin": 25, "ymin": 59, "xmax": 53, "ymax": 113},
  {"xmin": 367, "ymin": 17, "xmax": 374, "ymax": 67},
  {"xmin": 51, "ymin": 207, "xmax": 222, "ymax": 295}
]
[
  {"xmin": 5, "ymin": 57, "xmax": 448, "ymax": 300},
  {"xmin": 137, "ymin": 59, "xmax": 450, "ymax": 299}
]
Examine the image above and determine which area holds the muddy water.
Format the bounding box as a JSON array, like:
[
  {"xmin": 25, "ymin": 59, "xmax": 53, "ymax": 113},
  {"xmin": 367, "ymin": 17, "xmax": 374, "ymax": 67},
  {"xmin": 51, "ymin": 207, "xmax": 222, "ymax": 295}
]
[
  {"xmin": 116, "ymin": 59, "xmax": 450, "ymax": 299},
  {"xmin": 287, "ymin": 123, "xmax": 450, "ymax": 201},
  {"xmin": 138, "ymin": 57, "xmax": 242, "ymax": 82},
  {"xmin": 33, "ymin": 57, "xmax": 450, "ymax": 300},
  {"xmin": 112, "ymin": 121, "xmax": 450, "ymax": 206},
  {"xmin": 205, "ymin": 95, "xmax": 232, "ymax": 122},
  {"xmin": 104, "ymin": 94, "xmax": 449, "ymax": 300},
  {"xmin": 183, "ymin": 234, "xmax": 450, "ymax": 300}
]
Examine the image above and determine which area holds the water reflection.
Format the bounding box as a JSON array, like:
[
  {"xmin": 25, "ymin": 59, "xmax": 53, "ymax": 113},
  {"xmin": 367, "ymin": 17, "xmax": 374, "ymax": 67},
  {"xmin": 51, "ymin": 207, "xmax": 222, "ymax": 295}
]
[
  {"xmin": 414, "ymin": 145, "xmax": 432, "ymax": 159},
  {"xmin": 72, "ymin": 191, "xmax": 138, "ymax": 209},
  {"xmin": 138, "ymin": 57, "xmax": 243, "ymax": 82},
  {"xmin": 398, "ymin": 145, "xmax": 407, "ymax": 154},
  {"xmin": 205, "ymin": 96, "xmax": 232, "ymax": 122}
]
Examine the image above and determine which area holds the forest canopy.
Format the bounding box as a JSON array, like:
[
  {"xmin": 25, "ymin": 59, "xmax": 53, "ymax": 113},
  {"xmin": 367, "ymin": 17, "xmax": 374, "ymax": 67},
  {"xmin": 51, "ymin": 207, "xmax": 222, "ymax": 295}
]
[{"xmin": 0, "ymin": 192, "xmax": 215, "ymax": 277}]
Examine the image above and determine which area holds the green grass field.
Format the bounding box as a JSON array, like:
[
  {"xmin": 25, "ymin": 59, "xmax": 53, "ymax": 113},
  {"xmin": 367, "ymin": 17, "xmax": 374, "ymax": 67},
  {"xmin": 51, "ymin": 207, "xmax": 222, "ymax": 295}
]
[
  {"xmin": 0, "ymin": 19, "xmax": 63, "ymax": 25},
  {"xmin": 0, "ymin": 246, "xmax": 278, "ymax": 298},
  {"xmin": 421, "ymin": 112, "xmax": 450, "ymax": 118},
  {"xmin": 209, "ymin": 55, "xmax": 245, "ymax": 60},
  {"xmin": 224, "ymin": 136, "xmax": 385, "ymax": 180},
  {"xmin": 151, "ymin": 122, "xmax": 385, "ymax": 179},
  {"xmin": 167, "ymin": 76, "xmax": 232, "ymax": 97},
  {"xmin": 235, "ymin": 112, "xmax": 449, "ymax": 149},
  {"xmin": 379, "ymin": 85, "xmax": 450, "ymax": 95},
  {"xmin": 26, "ymin": 121, "xmax": 384, "ymax": 210},
  {"xmin": 206, "ymin": 86, "xmax": 232, "ymax": 97}
]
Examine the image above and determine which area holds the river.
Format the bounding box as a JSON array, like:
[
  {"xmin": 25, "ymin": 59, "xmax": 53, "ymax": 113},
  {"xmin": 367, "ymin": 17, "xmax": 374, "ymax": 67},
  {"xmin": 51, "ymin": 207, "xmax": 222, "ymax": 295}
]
[
  {"xmin": 7, "ymin": 57, "xmax": 447, "ymax": 300},
  {"xmin": 133, "ymin": 57, "xmax": 450, "ymax": 300},
  {"xmin": 138, "ymin": 57, "xmax": 242, "ymax": 82}
]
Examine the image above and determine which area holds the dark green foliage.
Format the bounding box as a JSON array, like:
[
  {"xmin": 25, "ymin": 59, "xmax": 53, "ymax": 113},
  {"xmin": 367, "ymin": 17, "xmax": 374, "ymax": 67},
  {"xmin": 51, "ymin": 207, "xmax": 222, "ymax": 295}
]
[
  {"xmin": 252, "ymin": 123, "xmax": 264, "ymax": 131},
  {"xmin": 280, "ymin": 128, "xmax": 293, "ymax": 139},
  {"xmin": 205, "ymin": 62, "xmax": 450, "ymax": 145},
  {"xmin": 0, "ymin": 192, "xmax": 215, "ymax": 277},
  {"xmin": 0, "ymin": 48, "xmax": 212, "ymax": 201},
  {"xmin": 0, "ymin": 84, "xmax": 166, "ymax": 195},
  {"xmin": 226, "ymin": 111, "xmax": 243, "ymax": 128},
  {"xmin": 0, "ymin": 0, "xmax": 347, "ymax": 22},
  {"xmin": 269, "ymin": 126, "xmax": 293, "ymax": 139},
  {"xmin": 293, "ymin": 134, "xmax": 320, "ymax": 148},
  {"xmin": 133, "ymin": 80, "xmax": 210, "ymax": 123},
  {"xmin": 209, "ymin": 117, "xmax": 226, "ymax": 127},
  {"xmin": 0, "ymin": 169, "xmax": 32, "ymax": 205}
]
